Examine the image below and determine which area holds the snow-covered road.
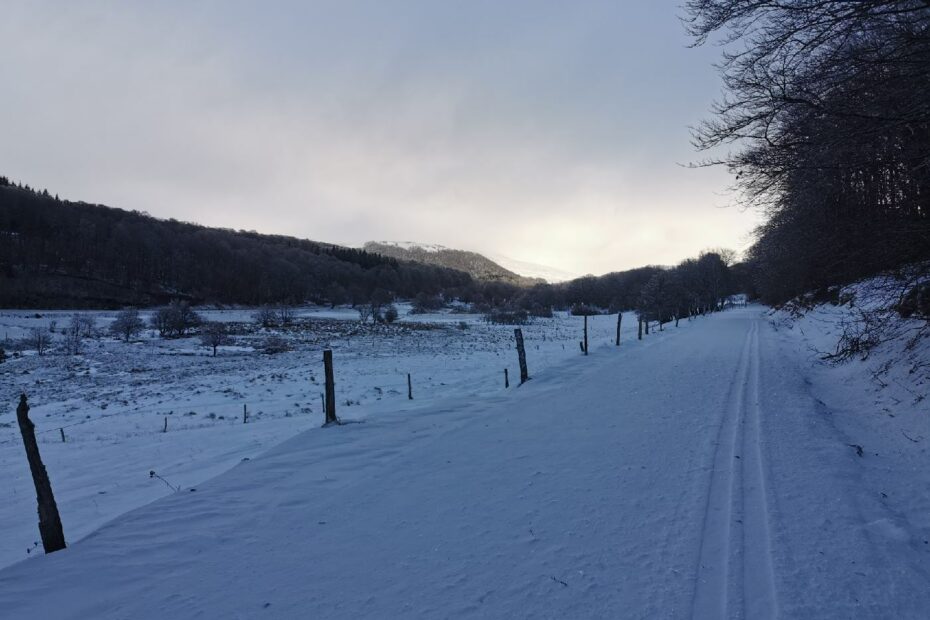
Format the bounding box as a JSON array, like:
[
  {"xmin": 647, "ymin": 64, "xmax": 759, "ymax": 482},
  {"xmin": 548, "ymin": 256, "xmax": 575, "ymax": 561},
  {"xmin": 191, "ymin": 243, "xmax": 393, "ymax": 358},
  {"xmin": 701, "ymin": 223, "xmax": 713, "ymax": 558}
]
[{"xmin": 1, "ymin": 307, "xmax": 928, "ymax": 618}]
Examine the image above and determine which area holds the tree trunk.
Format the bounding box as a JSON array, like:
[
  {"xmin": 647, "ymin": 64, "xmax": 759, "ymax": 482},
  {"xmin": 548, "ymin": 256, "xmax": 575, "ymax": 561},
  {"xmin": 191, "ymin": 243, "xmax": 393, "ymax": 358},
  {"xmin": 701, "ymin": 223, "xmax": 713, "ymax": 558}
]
[{"xmin": 616, "ymin": 312, "xmax": 622, "ymax": 346}]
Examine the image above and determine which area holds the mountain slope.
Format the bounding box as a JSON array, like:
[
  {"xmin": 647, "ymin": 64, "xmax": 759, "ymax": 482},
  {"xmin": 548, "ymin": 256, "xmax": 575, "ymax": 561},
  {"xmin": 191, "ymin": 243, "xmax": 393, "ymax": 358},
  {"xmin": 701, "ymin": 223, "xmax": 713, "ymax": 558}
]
[
  {"xmin": 0, "ymin": 184, "xmax": 473, "ymax": 307},
  {"xmin": 364, "ymin": 241, "xmax": 543, "ymax": 286}
]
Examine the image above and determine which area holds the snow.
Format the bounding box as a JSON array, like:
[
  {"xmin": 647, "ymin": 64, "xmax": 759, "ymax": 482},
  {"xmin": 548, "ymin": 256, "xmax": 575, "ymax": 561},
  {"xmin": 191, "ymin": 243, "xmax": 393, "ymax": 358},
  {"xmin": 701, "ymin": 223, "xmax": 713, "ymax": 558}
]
[
  {"xmin": 1, "ymin": 301, "xmax": 929, "ymax": 618},
  {"xmin": 369, "ymin": 240, "xmax": 450, "ymax": 253},
  {"xmin": 0, "ymin": 305, "xmax": 629, "ymax": 571}
]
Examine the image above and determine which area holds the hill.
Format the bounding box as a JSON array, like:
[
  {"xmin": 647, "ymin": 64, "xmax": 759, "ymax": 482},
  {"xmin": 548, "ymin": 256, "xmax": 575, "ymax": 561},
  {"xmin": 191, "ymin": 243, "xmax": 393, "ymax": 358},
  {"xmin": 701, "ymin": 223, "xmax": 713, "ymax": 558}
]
[
  {"xmin": 364, "ymin": 241, "xmax": 543, "ymax": 286},
  {"xmin": 0, "ymin": 182, "xmax": 473, "ymax": 308}
]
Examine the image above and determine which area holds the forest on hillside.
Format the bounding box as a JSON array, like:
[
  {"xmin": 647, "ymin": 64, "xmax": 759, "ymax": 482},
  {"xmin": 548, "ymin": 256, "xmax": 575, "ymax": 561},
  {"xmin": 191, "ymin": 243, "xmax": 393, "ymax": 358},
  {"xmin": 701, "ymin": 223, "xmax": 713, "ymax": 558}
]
[
  {"xmin": 0, "ymin": 179, "xmax": 741, "ymax": 317},
  {"xmin": 686, "ymin": 0, "xmax": 930, "ymax": 304}
]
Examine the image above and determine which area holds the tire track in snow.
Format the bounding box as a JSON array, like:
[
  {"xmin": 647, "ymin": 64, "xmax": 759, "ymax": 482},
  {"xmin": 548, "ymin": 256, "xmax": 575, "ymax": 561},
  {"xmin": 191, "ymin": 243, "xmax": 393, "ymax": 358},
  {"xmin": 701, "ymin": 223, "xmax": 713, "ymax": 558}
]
[{"xmin": 690, "ymin": 320, "xmax": 778, "ymax": 619}]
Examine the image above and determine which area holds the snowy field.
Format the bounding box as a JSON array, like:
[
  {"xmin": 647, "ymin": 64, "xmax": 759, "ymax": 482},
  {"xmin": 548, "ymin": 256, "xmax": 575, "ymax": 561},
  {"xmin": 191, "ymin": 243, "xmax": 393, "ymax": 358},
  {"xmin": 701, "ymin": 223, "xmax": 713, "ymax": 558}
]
[
  {"xmin": 2, "ymin": 292, "xmax": 929, "ymax": 619},
  {"xmin": 0, "ymin": 305, "xmax": 629, "ymax": 570}
]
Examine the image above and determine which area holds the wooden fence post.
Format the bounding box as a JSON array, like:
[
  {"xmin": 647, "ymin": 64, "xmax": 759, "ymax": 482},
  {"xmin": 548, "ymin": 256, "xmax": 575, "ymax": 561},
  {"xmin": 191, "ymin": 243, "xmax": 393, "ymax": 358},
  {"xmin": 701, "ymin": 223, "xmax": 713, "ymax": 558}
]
[
  {"xmin": 16, "ymin": 395, "xmax": 66, "ymax": 554},
  {"xmin": 323, "ymin": 349, "xmax": 338, "ymax": 425},
  {"xmin": 407, "ymin": 373, "xmax": 413, "ymax": 400},
  {"xmin": 616, "ymin": 312, "xmax": 622, "ymax": 346},
  {"xmin": 504, "ymin": 368, "xmax": 509, "ymax": 388},
  {"xmin": 59, "ymin": 428, "xmax": 65, "ymax": 443},
  {"xmin": 163, "ymin": 416, "xmax": 168, "ymax": 433},
  {"xmin": 243, "ymin": 404, "xmax": 248, "ymax": 424},
  {"xmin": 514, "ymin": 328, "xmax": 529, "ymax": 384},
  {"xmin": 583, "ymin": 315, "xmax": 588, "ymax": 355}
]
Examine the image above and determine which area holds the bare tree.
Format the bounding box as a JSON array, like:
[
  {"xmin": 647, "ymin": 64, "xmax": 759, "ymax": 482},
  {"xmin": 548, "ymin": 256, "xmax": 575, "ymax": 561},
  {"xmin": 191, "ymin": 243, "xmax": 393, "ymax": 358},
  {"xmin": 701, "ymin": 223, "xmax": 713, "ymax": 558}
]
[
  {"xmin": 26, "ymin": 327, "xmax": 50, "ymax": 355},
  {"xmin": 110, "ymin": 308, "xmax": 145, "ymax": 342},
  {"xmin": 200, "ymin": 322, "xmax": 231, "ymax": 357},
  {"xmin": 253, "ymin": 306, "xmax": 278, "ymax": 328},
  {"xmin": 151, "ymin": 300, "xmax": 202, "ymax": 338}
]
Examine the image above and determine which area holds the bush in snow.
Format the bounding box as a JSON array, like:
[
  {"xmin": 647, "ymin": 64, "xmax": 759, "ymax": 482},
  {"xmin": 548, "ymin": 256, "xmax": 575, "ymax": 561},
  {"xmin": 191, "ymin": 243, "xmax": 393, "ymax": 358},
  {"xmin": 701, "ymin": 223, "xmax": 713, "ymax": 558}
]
[
  {"xmin": 411, "ymin": 293, "xmax": 444, "ymax": 314},
  {"xmin": 484, "ymin": 309, "xmax": 529, "ymax": 325},
  {"xmin": 71, "ymin": 314, "xmax": 96, "ymax": 338},
  {"xmin": 896, "ymin": 282, "xmax": 930, "ymax": 320},
  {"xmin": 253, "ymin": 306, "xmax": 278, "ymax": 328},
  {"xmin": 262, "ymin": 335, "xmax": 291, "ymax": 354},
  {"xmin": 23, "ymin": 327, "xmax": 51, "ymax": 355},
  {"xmin": 151, "ymin": 300, "xmax": 202, "ymax": 338},
  {"xmin": 110, "ymin": 308, "xmax": 145, "ymax": 342},
  {"xmin": 200, "ymin": 322, "xmax": 232, "ymax": 357},
  {"xmin": 62, "ymin": 324, "xmax": 83, "ymax": 356},
  {"xmin": 383, "ymin": 304, "xmax": 399, "ymax": 324},
  {"xmin": 278, "ymin": 305, "xmax": 295, "ymax": 326},
  {"xmin": 369, "ymin": 288, "xmax": 393, "ymax": 323}
]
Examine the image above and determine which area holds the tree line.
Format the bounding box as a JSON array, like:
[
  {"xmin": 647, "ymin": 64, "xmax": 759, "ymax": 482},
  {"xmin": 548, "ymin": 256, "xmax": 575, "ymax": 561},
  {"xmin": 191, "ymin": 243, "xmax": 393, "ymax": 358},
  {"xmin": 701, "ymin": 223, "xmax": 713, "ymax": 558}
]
[
  {"xmin": 0, "ymin": 181, "xmax": 742, "ymax": 315},
  {"xmin": 0, "ymin": 184, "xmax": 471, "ymax": 308},
  {"xmin": 686, "ymin": 0, "xmax": 930, "ymax": 304}
]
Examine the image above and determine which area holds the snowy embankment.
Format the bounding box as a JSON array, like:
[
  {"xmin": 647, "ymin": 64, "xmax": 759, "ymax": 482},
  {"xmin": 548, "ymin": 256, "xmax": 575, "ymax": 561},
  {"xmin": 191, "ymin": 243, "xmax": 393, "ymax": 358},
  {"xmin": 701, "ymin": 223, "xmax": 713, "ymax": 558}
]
[
  {"xmin": 0, "ymin": 305, "xmax": 625, "ymax": 570},
  {"xmin": 1, "ymin": 303, "xmax": 928, "ymax": 618}
]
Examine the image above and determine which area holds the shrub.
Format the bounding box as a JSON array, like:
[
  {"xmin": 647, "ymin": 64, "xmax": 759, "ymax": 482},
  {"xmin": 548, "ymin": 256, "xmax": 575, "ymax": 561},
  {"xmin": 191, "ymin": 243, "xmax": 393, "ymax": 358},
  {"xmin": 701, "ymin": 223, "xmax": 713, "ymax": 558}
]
[
  {"xmin": 253, "ymin": 306, "xmax": 278, "ymax": 328},
  {"xmin": 897, "ymin": 283, "xmax": 930, "ymax": 319},
  {"xmin": 484, "ymin": 309, "xmax": 529, "ymax": 325},
  {"xmin": 24, "ymin": 327, "xmax": 51, "ymax": 355},
  {"xmin": 570, "ymin": 303, "xmax": 600, "ymax": 316},
  {"xmin": 151, "ymin": 300, "xmax": 202, "ymax": 337},
  {"xmin": 262, "ymin": 335, "xmax": 291, "ymax": 354},
  {"xmin": 411, "ymin": 293, "xmax": 444, "ymax": 314},
  {"xmin": 528, "ymin": 304, "xmax": 553, "ymax": 318},
  {"xmin": 383, "ymin": 304, "xmax": 399, "ymax": 323},
  {"xmin": 110, "ymin": 308, "xmax": 145, "ymax": 341},
  {"xmin": 200, "ymin": 322, "xmax": 232, "ymax": 357}
]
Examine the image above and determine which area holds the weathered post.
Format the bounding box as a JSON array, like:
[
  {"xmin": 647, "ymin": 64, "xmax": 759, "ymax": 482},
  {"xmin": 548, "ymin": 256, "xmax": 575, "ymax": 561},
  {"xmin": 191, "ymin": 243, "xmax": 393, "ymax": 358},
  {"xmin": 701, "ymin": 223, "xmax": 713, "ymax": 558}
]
[
  {"xmin": 638, "ymin": 317, "xmax": 643, "ymax": 340},
  {"xmin": 163, "ymin": 416, "xmax": 168, "ymax": 433},
  {"xmin": 583, "ymin": 315, "xmax": 589, "ymax": 355},
  {"xmin": 323, "ymin": 349, "xmax": 337, "ymax": 425},
  {"xmin": 407, "ymin": 373, "xmax": 413, "ymax": 400},
  {"xmin": 59, "ymin": 428, "xmax": 65, "ymax": 443},
  {"xmin": 615, "ymin": 312, "xmax": 622, "ymax": 346},
  {"xmin": 514, "ymin": 328, "xmax": 529, "ymax": 384},
  {"xmin": 16, "ymin": 395, "xmax": 66, "ymax": 554},
  {"xmin": 243, "ymin": 404, "xmax": 248, "ymax": 424},
  {"xmin": 504, "ymin": 368, "xmax": 509, "ymax": 388}
]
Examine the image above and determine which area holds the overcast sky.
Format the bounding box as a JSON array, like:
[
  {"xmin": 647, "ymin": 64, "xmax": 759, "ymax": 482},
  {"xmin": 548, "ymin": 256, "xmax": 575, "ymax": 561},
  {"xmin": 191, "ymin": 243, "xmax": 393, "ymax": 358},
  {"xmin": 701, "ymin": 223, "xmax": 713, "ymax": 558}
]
[{"xmin": 1, "ymin": 1, "xmax": 761, "ymax": 276}]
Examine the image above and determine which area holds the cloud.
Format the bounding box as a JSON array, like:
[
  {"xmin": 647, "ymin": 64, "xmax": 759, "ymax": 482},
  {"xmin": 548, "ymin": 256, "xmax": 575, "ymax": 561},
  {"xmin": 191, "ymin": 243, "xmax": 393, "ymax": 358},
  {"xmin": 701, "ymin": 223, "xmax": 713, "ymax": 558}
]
[{"xmin": 0, "ymin": 0, "xmax": 762, "ymax": 275}]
